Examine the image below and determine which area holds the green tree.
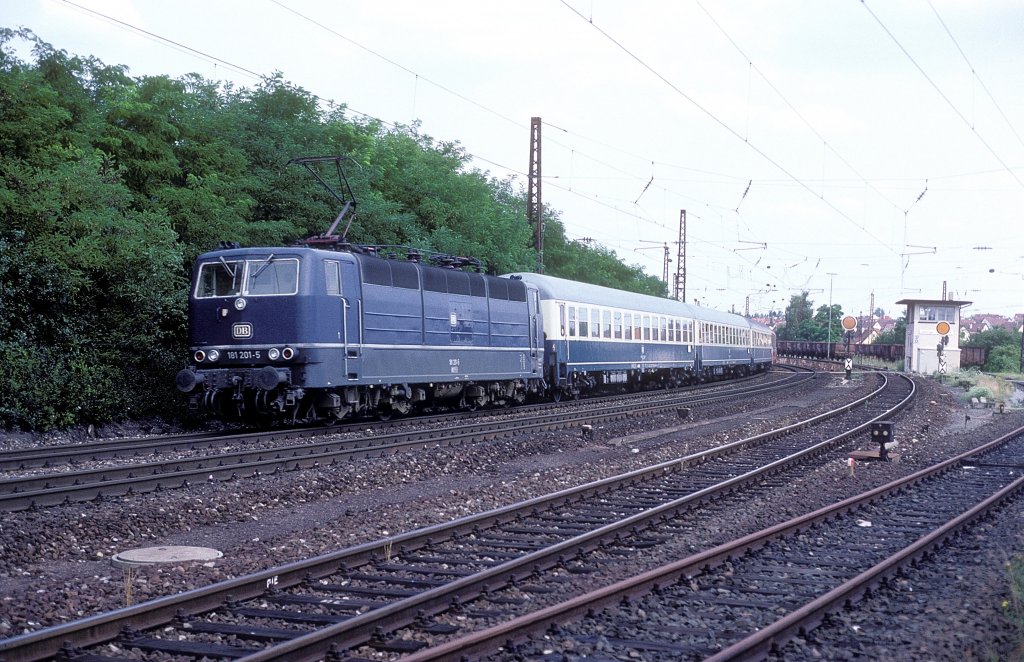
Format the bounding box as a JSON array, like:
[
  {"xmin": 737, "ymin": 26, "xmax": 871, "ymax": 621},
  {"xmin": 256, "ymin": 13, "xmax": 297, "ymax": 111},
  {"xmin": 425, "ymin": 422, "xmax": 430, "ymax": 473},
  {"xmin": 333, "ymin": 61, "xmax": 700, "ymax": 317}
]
[
  {"xmin": 875, "ymin": 315, "xmax": 907, "ymax": 345},
  {"xmin": 0, "ymin": 29, "xmax": 679, "ymax": 430},
  {"xmin": 813, "ymin": 304, "xmax": 844, "ymax": 343},
  {"xmin": 964, "ymin": 327, "xmax": 1022, "ymax": 373},
  {"xmin": 0, "ymin": 31, "xmax": 187, "ymax": 429},
  {"xmin": 777, "ymin": 292, "xmax": 815, "ymax": 340}
]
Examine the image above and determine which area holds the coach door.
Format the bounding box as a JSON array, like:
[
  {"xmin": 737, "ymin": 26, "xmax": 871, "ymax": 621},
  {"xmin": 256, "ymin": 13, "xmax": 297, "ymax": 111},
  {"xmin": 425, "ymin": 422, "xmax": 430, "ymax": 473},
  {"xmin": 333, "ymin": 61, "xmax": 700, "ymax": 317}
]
[{"xmin": 528, "ymin": 288, "xmax": 541, "ymax": 373}]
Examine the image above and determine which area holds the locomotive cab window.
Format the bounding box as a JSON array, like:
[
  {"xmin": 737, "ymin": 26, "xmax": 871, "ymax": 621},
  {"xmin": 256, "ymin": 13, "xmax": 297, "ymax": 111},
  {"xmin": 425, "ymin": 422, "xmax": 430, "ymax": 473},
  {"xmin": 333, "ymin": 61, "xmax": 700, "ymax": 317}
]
[
  {"xmin": 196, "ymin": 259, "xmax": 243, "ymax": 297},
  {"xmin": 246, "ymin": 257, "xmax": 299, "ymax": 295},
  {"xmin": 195, "ymin": 257, "xmax": 299, "ymax": 298}
]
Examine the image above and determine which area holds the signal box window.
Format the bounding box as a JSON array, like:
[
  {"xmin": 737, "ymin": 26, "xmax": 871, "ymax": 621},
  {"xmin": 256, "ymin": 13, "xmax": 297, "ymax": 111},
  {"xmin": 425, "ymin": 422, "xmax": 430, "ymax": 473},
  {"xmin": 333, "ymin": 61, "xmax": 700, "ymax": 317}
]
[{"xmin": 918, "ymin": 306, "xmax": 954, "ymax": 322}]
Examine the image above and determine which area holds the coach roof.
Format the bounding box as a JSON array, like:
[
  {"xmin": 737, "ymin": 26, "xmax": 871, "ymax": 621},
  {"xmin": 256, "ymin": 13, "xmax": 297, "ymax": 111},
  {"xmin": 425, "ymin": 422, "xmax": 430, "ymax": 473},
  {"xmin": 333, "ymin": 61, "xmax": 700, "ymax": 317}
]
[{"xmin": 503, "ymin": 272, "xmax": 751, "ymax": 327}]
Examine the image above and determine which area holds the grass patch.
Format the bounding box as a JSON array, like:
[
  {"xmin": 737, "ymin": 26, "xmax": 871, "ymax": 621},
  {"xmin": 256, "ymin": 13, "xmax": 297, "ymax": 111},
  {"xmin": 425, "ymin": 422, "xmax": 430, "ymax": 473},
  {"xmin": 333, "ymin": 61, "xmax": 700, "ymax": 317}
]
[
  {"xmin": 1004, "ymin": 555, "xmax": 1024, "ymax": 658},
  {"xmin": 951, "ymin": 371, "xmax": 1016, "ymax": 408}
]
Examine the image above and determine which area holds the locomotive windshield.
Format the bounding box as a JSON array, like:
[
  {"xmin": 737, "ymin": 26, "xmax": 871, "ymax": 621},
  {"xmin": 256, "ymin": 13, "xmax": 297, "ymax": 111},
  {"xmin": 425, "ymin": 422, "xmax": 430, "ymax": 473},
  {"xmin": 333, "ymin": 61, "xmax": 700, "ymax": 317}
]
[{"xmin": 195, "ymin": 257, "xmax": 299, "ymax": 298}]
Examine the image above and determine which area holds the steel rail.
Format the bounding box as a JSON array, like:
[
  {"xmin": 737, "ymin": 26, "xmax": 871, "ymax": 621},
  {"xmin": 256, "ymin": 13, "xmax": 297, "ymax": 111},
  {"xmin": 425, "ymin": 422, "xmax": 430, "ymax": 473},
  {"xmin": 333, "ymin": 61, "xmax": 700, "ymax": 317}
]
[
  {"xmin": 0, "ymin": 370, "xmax": 879, "ymax": 662},
  {"xmin": 0, "ymin": 373, "xmax": 813, "ymax": 511},
  {"xmin": 0, "ymin": 371, "xmax": 797, "ymax": 471},
  {"xmin": 400, "ymin": 421, "xmax": 1024, "ymax": 662}
]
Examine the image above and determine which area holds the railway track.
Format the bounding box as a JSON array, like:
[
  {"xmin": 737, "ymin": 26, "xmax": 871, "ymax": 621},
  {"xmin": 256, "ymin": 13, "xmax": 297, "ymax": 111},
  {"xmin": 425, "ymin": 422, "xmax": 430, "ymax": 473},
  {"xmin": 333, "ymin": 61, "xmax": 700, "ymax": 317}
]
[
  {"xmin": 418, "ymin": 423, "xmax": 1024, "ymax": 661},
  {"xmin": 0, "ymin": 371, "xmax": 910, "ymax": 661},
  {"xmin": 0, "ymin": 371, "xmax": 813, "ymax": 512},
  {"xmin": 0, "ymin": 372, "xmax": 798, "ymax": 472}
]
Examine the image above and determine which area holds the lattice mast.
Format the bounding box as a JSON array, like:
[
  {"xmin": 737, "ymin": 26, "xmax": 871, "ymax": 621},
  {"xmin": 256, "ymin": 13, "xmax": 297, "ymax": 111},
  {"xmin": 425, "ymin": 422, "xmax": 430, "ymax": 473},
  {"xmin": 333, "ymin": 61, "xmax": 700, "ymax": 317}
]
[
  {"xmin": 675, "ymin": 209, "xmax": 687, "ymax": 301},
  {"xmin": 527, "ymin": 117, "xmax": 544, "ymax": 273}
]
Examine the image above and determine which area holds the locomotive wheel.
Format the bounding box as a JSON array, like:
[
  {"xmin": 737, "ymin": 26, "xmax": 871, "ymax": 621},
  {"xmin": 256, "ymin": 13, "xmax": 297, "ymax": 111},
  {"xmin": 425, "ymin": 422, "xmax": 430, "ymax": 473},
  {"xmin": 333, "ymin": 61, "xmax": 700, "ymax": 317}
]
[{"xmin": 552, "ymin": 390, "xmax": 562, "ymax": 403}]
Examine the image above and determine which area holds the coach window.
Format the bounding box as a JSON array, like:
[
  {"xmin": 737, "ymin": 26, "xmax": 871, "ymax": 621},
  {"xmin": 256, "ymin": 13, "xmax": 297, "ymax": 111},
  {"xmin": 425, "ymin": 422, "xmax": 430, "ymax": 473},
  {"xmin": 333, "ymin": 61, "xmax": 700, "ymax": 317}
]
[
  {"xmin": 579, "ymin": 307, "xmax": 589, "ymax": 337},
  {"xmin": 559, "ymin": 303, "xmax": 567, "ymax": 337},
  {"xmin": 624, "ymin": 313, "xmax": 633, "ymax": 340},
  {"xmin": 634, "ymin": 315, "xmax": 643, "ymax": 339},
  {"xmin": 601, "ymin": 310, "xmax": 611, "ymax": 338},
  {"xmin": 324, "ymin": 260, "xmax": 341, "ymax": 296},
  {"xmin": 568, "ymin": 306, "xmax": 577, "ymax": 337},
  {"xmin": 591, "ymin": 309, "xmax": 600, "ymax": 338},
  {"xmin": 659, "ymin": 317, "xmax": 667, "ymax": 341},
  {"xmin": 614, "ymin": 311, "xmax": 623, "ymax": 339}
]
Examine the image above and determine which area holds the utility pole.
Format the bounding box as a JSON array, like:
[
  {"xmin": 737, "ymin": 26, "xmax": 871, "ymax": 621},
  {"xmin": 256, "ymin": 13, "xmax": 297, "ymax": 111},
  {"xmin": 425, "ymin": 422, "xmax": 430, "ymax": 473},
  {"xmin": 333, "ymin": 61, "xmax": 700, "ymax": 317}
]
[
  {"xmin": 527, "ymin": 117, "xmax": 544, "ymax": 273},
  {"xmin": 675, "ymin": 209, "xmax": 687, "ymax": 301}
]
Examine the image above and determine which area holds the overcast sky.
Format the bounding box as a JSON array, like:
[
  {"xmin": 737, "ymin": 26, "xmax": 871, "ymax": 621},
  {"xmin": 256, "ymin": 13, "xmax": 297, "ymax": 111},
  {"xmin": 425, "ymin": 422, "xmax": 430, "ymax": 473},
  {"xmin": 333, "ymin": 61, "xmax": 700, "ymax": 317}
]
[{"xmin": 7, "ymin": 0, "xmax": 1024, "ymax": 319}]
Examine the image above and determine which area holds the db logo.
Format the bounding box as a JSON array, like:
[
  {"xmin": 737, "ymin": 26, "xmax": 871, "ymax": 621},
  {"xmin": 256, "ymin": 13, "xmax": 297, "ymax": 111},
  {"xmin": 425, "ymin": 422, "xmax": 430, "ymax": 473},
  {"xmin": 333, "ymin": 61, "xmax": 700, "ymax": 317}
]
[{"xmin": 232, "ymin": 323, "xmax": 253, "ymax": 339}]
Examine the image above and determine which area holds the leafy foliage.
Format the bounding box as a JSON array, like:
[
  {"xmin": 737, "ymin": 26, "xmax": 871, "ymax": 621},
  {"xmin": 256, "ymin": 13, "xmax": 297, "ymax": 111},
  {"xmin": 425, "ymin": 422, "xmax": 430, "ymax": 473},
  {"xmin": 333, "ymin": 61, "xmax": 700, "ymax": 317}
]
[
  {"xmin": 875, "ymin": 315, "xmax": 907, "ymax": 345},
  {"xmin": 0, "ymin": 30, "xmax": 668, "ymax": 431},
  {"xmin": 965, "ymin": 328, "xmax": 1023, "ymax": 373},
  {"xmin": 776, "ymin": 292, "xmax": 846, "ymax": 341}
]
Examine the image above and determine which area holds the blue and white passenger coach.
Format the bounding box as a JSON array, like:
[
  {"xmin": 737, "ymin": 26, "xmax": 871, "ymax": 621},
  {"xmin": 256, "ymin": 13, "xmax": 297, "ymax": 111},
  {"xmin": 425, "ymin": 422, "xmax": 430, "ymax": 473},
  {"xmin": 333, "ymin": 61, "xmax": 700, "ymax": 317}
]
[
  {"xmin": 506, "ymin": 273, "xmax": 775, "ymax": 400},
  {"xmin": 176, "ymin": 246, "xmax": 545, "ymax": 423}
]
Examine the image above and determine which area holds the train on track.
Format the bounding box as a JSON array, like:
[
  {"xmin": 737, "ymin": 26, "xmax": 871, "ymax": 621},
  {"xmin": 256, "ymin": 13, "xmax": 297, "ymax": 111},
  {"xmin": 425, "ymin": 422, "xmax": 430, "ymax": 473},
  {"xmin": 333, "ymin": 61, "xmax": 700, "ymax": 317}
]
[
  {"xmin": 776, "ymin": 339, "xmax": 986, "ymax": 366},
  {"xmin": 175, "ymin": 157, "xmax": 776, "ymax": 425},
  {"xmin": 174, "ymin": 247, "xmax": 776, "ymax": 424}
]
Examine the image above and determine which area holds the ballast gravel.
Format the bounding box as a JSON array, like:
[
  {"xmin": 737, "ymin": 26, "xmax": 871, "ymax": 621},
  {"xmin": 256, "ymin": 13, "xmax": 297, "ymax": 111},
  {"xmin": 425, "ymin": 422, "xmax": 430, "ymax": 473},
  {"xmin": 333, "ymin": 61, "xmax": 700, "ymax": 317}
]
[{"xmin": 1, "ymin": 371, "xmax": 1022, "ymax": 661}]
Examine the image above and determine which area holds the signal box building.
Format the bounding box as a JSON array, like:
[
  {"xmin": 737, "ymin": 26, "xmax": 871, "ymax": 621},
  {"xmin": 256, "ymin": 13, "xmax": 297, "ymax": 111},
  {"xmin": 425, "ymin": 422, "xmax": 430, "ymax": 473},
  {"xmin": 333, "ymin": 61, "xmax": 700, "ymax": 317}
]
[{"xmin": 895, "ymin": 298, "xmax": 971, "ymax": 375}]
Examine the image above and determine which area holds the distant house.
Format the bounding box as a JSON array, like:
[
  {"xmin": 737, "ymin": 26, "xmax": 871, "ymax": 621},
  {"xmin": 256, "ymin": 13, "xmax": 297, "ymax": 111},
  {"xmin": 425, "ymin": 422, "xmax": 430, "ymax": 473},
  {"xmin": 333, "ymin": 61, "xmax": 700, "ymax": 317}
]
[
  {"xmin": 856, "ymin": 315, "xmax": 895, "ymax": 345},
  {"xmin": 961, "ymin": 313, "xmax": 1017, "ymax": 342}
]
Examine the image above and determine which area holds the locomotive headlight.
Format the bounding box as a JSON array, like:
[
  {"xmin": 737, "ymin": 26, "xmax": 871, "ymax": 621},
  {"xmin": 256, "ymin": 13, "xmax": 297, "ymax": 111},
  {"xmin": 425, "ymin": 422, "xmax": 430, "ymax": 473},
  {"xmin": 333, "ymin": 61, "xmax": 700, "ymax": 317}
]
[
  {"xmin": 207, "ymin": 349, "xmax": 220, "ymax": 362},
  {"xmin": 194, "ymin": 350, "xmax": 206, "ymax": 363},
  {"xmin": 234, "ymin": 297, "xmax": 247, "ymax": 311},
  {"xmin": 281, "ymin": 347, "xmax": 296, "ymax": 360},
  {"xmin": 268, "ymin": 348, "xmax": 280, "ymax": 360}
]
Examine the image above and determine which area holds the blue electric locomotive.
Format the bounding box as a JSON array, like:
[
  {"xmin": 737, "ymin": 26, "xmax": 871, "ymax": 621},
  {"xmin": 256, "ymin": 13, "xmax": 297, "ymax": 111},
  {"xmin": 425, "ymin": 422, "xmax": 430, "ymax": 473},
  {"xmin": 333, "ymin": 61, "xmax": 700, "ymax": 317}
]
[
  {"xmin": 507, "ymin": 273, "xmax": 775, "ymax": 399},
  {"xmin": 176, "ymin": 246, "xmax": 545, "ymax": 423}
]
